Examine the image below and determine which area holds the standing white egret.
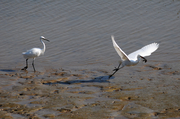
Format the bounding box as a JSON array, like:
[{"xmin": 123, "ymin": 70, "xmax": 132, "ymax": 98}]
[
  {"xmin": 109, "ymin": 35, "xmax": 159, "ymax": 78},
  {"xmin": 21, "ymin": 36, "xmax": 50, "ymax": 72}
]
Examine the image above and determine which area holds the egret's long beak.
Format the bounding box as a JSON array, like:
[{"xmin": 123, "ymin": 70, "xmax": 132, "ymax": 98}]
[
  {"xmin": 43, "ymin": 38, "xmax": 50, "ymax": 42},
  {"xmin": 140, "ymin": 56, "xmax": 147, "ymax": 63}
]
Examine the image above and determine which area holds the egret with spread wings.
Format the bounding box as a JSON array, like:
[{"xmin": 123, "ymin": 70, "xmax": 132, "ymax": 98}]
[{"xmin": 109, "ymin": 35, "xmax": 159, "ymax": 78}]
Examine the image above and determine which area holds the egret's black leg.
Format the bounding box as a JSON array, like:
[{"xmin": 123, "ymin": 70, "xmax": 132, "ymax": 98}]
[
  {"xmin": 113, "ymin": 63, "xmax": 121, "ymax": 71},
  {"xmin": 109, "ymin": 63, "xmax": 121, "ymax": 79},
  {"xmin": 32, "ymin": 59, "xmax": 36, "ymax": 72},
  {"xmin": 21, "ymin": 59, "xmax": 28, "ymax": 70},
  {"xmin": 140, "ymin": 56, "xmax": 147, "ymax": 63}
]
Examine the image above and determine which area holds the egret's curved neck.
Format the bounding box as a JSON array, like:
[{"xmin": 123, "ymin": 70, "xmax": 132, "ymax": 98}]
[
  {"xmin": 137, "ymin": 55, "xmax": 141, "ymax": 63},
  {"xmin": 40, "ymin": 39, "xmax": 46, "ymax": 54},
  {"xmin": 129, "ymin": 55, "xmax": 141, "ymax": 66}
]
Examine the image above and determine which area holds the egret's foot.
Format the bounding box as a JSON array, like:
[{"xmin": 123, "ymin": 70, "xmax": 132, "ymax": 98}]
[
  {"xmin": 109, "ymin": 68, "xmax": 119, "ymax": 79},
  {"xmin": 109, "ymin": 75, "xmax": 113, "ymax": 79},
  {"xmin": 21, "ymin": 66, "xmax": 28, "ymax": 71}
]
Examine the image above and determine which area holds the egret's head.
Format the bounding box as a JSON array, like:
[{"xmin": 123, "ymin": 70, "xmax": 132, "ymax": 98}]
[
  {"xmin": 40, "ymin": 36, "xmax": 50, "ymax": 42},
  {"xmin": 137, "ymin": 55, "xmax": 141, "ymax": 59},
  {"xmin": 137, "ymin": 55, "xmax": 146, "ymax": 62},
  {"xmin": 40, "ymin": 36, "xmax": 45, "ymax": 39}
]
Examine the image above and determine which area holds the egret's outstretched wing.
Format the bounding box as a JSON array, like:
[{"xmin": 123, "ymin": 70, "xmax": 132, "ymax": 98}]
[
  {"xmin": 111, "ymin": 36, "xmax": 129, "ymax": 61},
  {"xmin": 128, "ymin": 43, "xmax": 159, "ymax": 60}
]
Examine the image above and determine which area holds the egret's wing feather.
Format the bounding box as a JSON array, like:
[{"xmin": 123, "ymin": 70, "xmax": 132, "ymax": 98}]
[
  {"xmin": 128, "ymin": 43, "xmax": 159, "ymax": 60},
  {"xmin": 111, "ymin": 36, "xmax": 129, "ymax": 61}
]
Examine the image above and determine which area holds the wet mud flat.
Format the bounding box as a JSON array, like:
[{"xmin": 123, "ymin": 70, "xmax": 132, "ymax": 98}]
[{"xmin": 0, "ymin": 63, "xmax": 180, "ymax": 119}]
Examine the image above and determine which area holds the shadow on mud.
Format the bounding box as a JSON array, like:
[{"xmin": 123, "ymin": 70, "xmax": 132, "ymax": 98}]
[
  {"xmin": 0, "ymin": 69, "xmax": 16, "ymax": 72},
  {"xmin": 43, "ymin": 75, "xmax": 113, "ymax": 85}
]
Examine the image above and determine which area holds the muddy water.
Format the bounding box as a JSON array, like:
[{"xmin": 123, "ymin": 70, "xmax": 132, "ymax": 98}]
[{"xmin": 0, "ymin": 1, "xmax": 180, "ymax": 119}]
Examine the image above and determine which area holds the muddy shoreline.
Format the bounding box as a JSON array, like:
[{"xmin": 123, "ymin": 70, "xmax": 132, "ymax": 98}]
[{"xmin": 0, "ymin": 63, "xmax": 180, "ymax": 119}]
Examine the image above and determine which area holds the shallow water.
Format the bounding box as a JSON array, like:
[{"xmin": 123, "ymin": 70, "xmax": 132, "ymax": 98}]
[
  {"xmin": 0, "ymin": 1, "xmax": 180, "ymax": 118},
  {"xmin": 0, "ymin": 0, "xmax": 180, "ymax": 70}
]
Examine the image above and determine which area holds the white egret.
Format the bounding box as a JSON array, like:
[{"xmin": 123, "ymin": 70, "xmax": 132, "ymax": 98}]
[
  {"xmin": 109, "ymin": 35, "xmax": 159, "ymax": 78},
  {"xmin": 21, "ymin": 36, "xmax": 50, "ymax": 72}
]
